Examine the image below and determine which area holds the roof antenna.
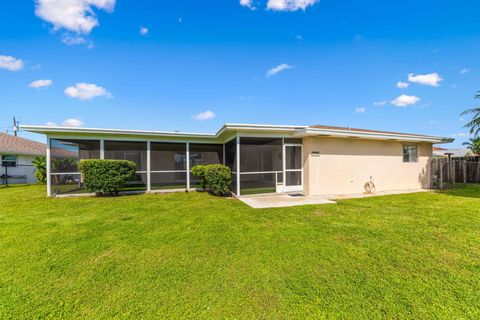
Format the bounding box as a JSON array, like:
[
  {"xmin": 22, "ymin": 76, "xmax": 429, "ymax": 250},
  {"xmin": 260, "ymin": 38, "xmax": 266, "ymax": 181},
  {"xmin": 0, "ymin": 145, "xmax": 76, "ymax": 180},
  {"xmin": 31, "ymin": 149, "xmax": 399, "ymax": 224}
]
[{"xmin": 13, "ymin": 117, "xmax": 18, "ymax": 137}]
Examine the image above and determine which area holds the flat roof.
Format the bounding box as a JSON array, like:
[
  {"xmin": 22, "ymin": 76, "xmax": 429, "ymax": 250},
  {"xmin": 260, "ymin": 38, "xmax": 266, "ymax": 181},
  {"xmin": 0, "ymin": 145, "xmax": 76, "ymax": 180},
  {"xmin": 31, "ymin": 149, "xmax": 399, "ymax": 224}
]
[{"xmin": 20, "ymin": 123, "xmax": 453, "ymax": 144}]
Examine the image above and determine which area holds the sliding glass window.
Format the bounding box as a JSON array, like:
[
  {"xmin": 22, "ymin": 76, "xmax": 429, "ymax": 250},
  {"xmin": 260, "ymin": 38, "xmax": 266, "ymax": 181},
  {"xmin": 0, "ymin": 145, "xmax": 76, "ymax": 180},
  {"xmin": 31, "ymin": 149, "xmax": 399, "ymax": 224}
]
[
  {"xmin": 104, "ymin": 141, "xmax": 147, "ymax": 191},
  {"xmin": 151, "ymin": 142, "xmax": 187, "ymax": 190},
  {"xmin": 50, "ymin": 139, "xmax": 100, "ymax": 195},
  {"xmin": 189, "ymin": 144, "xmax": 223, "ymax": 188},
  {"xmin": 239, "ymin": 137, "xmax": 282, "ymax": 195}
]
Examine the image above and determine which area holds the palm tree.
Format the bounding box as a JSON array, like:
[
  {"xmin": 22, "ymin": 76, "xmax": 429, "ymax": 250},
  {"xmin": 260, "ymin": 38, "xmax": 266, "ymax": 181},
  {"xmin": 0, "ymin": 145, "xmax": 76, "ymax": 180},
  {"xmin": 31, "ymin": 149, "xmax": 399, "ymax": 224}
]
[
  {"xmin": 461, "ymin": 91, "xmax": 480, "ymax": 136},
  {"xmin": 462, "ymin": 137, "xmax": 480, "ymax": 155}
]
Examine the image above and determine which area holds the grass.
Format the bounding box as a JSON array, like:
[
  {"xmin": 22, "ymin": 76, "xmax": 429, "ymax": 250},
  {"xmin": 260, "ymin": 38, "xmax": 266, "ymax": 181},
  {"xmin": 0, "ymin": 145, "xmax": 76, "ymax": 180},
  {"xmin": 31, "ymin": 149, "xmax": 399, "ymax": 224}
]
[{"xmin": 1, "ymin": 185, "xmax": 480, "ymax": 319}]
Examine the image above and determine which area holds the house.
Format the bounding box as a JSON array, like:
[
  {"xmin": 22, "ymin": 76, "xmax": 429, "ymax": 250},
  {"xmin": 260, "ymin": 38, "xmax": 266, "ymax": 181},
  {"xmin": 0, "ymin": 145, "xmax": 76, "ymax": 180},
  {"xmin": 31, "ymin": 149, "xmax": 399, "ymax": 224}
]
[
  {"xmin": 0, "ymin": 133, "xmax": 46, "ymax": 184},
  {"xmin": 20, "ymin": 124, "xmax": 452, "ymax": 197},
  {"xmin": 433, "ymin": 147, "xmax": 473, "ymax": 158}
]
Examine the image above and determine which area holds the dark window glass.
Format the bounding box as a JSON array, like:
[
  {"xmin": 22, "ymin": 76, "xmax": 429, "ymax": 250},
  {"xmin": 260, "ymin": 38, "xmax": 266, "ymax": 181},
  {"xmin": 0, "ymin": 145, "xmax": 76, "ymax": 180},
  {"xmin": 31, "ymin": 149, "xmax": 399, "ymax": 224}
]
[
  {"xmin": 286, "ymin": 146, "xmax": 302, "ymax": 170},
  {"xmin": 51, "ymin": 174, "xmax": 87, "ymax": 195},
  {"xmin": 240, "ymin": 173, "xmax": 277, "ymax": 195},
  {"xmin": 1, "ymin": 155, "xmax": 17, "ymax": 167},
  {"xmin": 104, "ymin": 141, "xmax": 147, "ymax": 171},
  {"xmin": 151, "ymin": 142, "xmax": 186, "ymax": 171},
  {"xmin": 151, "ymin": 172, "xmax": 186, "ymax": 190},
  {"xmin": 403, "ymin": 145, "xmax": 418, "ymax": 163},
  {"xmin": 51, "ymin": 139, "xmax": 100, "ymax": 173},
  {"xmin": 240, "ymin": 137, "xmax": 282, "ymax": 173},
  {"xmin": 189, "ymin": 144, "xmax": 223, "ymax": 168},
  {"xmin": 286, "ymin": 171, "xmax": 302, "ymax": 186},
  {"xmin": 225, "ymin": 138, "xmax": 237, "ymax": 171},
  {"xmin": 284, "ymin": 138, "xmax": 303, "ymax": 144}
]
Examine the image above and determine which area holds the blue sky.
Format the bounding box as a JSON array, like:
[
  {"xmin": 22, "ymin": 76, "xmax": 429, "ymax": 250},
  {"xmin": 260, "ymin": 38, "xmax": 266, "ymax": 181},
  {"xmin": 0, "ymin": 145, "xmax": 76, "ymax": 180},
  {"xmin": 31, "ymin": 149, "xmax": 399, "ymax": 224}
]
[{"xmin": 0, "ymin": 0, "xmax": 479, "ymax": 147}]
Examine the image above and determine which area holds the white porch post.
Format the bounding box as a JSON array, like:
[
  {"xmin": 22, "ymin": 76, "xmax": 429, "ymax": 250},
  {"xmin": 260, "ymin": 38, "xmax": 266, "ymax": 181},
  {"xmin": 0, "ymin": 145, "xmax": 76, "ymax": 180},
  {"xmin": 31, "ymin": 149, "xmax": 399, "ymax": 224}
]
[
  {"xmin": 236, "ymin": 135, "xmax": 240, "ymax": 196},
  {"xmin": 147, "ymin": 141, "xmax": 151, "ymax": 192},
  {"xmin": 46, "ymin": 136, "xmax": 51, "ymax": 197},
  {"xmin": 100, "ymin": 139, "xmax": 105, "ymax": 159},
  {"xmin": 282, "ymin": 138, "xmax": 286, "ymax": 192},
  {"xmin": 186, "ymin": 142, "xmax": 190, "ymax": 190}
]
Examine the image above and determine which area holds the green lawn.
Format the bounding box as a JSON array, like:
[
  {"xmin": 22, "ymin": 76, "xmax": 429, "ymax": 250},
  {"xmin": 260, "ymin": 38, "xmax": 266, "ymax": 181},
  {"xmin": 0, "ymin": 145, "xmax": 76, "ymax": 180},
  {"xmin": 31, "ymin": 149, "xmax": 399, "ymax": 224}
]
[{"xmin": 1, "ymin": 185, "xmax": 480, "ymax": 319}]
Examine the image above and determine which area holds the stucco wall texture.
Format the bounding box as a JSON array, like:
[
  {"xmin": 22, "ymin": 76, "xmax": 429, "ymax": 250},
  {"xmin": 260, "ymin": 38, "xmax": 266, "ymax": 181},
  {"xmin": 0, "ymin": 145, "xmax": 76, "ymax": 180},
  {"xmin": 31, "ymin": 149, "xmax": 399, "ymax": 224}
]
[{"xmin": 303, "ymin": 137, "xmax": 432, "ymax": 196}]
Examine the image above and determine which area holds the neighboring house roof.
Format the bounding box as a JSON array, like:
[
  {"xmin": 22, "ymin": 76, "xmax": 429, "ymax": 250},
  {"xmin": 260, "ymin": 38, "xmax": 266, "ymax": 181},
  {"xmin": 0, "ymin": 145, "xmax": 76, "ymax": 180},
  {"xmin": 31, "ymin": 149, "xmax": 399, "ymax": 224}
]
[
  {"xmin": 433, "ymin": 147, "xmax": 447, "ymax": 151},
  {"xmin": 20, "ymin": 123, "xmax": 453, "ymax": 144},
  {"xmin": 433, "ymin": 148, "xmax": 473, "ymax": 157},
  {"xmin": 0, "ymin": 133, "xmax": 46, "ymax": 156}
]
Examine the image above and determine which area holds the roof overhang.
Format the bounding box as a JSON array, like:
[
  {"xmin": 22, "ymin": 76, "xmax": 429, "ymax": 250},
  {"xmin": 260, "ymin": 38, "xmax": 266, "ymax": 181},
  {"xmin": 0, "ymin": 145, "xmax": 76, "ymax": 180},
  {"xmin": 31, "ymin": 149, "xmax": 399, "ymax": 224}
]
[
  {"xmin": 294, "ymin": 127, "xmax": 453, "ymax": 144},
  {"xmin": 20, "ymin": 123, "xmax": 453, "ymax": 144}
]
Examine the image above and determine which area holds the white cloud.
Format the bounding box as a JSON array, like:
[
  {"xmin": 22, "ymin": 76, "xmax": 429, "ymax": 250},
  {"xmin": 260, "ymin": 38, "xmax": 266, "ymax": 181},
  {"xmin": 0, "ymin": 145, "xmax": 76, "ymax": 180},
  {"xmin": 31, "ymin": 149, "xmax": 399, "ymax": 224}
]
[
  {"xmin": 460, "ymin": 68, "xmax": 470, "ymax": 74},
  {"xmin": 267, "ymin": 0, "xmax": 319, "ymax": 11},
  {"xmin": 451, "ymin": 132, "xmax": 469, "ymax": 138},
  {"xmin": 428, "ymin": 120, "xmax": 440, "ymax": 126},
  {"xmin": 46, "ymin": 121, "xmax": 57, "ymax": 126},
  {"xmin": 34, "ymin": 0, "xmax": 116, "ymax": 34},
  {"xmin": 355, "ymin": 107, "xmax": 366, "ymax": 113},
  {"xmin": 373, "ymin": 100, "xmax": 387, "ymax": 107},
  {"xmin": 408, "ymin": 72, "xmax": 443, "ymax": 87},
  {"xmin": 396, "ymin": 81, "xmax": 409, "ymax": 89},
  {"xmin": 64, "ymin": 82, "xmax": 112, "ymax": 100},
  {"xmin": 192, "ymin": 110, "xmax": 215, "ymax": 121},
  {"xmin": 61, "ymin": 34, "xmax": 88, "ymax": 45},
  {"xmin": 266, "ymin": 63, "xmax": 293, "ymax": 78},
  {"xmin": 0, "ymin": 55, "xmax": 24, "ymax": 71},
  {"xmin": 62, "ymin": 118, "xmax": 84, "ymax": 127},
  {"xmin": 139, "ymin": 27, "xmax": 149, "ymax": 36},
  {"xmin": 240, "ymin": 0, "xmax": 256, "ymax": 9},
  {"xmin": 391, "ymin": 94, "xmax": 420, "ymax": 107},
  {"xmin": 29, "ymin": 79, "xmax": 53, "ymax": 89}
]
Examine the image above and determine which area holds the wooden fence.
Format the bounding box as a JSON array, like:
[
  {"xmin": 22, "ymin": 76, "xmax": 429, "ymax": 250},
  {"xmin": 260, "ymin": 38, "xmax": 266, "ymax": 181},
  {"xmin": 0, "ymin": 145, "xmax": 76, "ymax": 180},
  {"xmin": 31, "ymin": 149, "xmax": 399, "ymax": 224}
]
[{"xmin": 430, "ymin": 157, "xmax": 480, "ymax": 189}]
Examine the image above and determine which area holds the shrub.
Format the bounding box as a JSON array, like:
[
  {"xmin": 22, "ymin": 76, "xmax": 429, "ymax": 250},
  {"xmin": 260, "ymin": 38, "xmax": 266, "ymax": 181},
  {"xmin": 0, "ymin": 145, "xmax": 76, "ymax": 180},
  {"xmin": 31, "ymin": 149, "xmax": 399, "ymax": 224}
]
[
  {"xmin": 204, "ymin": 164, "xmax": 232, "ymax": 196},
  {"xmin": 32, "ymin": 156, "xmax": 47, "ymax": 183},
  {"xmin": 191, "ymin": 165, "xmax": 207, "ymax": 190},
  {"xmin": 78, "ymin": 159, "xmax": 136, "ymax": 195}
]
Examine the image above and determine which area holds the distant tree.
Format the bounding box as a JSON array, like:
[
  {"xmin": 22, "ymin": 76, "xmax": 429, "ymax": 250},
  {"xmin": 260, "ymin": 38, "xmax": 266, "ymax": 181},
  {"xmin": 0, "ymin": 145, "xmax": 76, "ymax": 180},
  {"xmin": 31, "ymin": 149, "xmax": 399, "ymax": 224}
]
[
  {"xmin": 461, "ymin": 91, "xmax": 480, "ymax": 137},
  {"xmin": 462, "ymin": 137, "xmax": 480, "ymax": 155},
  {"xmin": 32, "ymin": 156, "xmax": 46, "ymax": 183}
]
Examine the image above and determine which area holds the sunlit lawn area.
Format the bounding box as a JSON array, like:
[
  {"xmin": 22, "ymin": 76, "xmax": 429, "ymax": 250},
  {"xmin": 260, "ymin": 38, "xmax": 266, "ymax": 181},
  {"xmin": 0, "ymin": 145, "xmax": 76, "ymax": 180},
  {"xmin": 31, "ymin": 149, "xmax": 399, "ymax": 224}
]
[{"xmin": 1, "ymin": 184, "xmax": 480, "ymax": 319}]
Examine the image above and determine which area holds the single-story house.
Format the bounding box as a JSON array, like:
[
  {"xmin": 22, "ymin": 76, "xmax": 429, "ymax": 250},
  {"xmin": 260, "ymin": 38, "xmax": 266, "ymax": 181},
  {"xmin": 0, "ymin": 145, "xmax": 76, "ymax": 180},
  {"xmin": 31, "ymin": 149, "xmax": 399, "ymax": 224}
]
[
  {"xmin": 0, "ymin": 132, "xmax": 46, "ymax": 184},
  {"xmin": 21, "ymin": 123, "xmax": 452, "ymax": 197},
  {"xmin": 433, "ymin": 147, "xmax": 473, "ymax": 158}
]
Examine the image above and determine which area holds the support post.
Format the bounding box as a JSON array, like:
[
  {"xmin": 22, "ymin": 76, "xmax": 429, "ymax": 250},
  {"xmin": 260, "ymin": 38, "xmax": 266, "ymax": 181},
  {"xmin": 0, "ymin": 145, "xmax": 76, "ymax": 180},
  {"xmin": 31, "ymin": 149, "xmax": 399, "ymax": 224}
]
[
  {"xmin": 147, "ymin": 141, "xmax": 151, "ymax": 192},
  {"xmin": 100, "ymin": 139, "xmax": 105, "ymax": 160},
  {"xmin": 186, "ymin": 142, "xmax": 190, "ymax": 190},
  {"xmin": 236, "ymin": 135, "xmax": 240, "ymax": 196},
  {"xmin": 46, "ymin": 137, "xmax": 51, "ymax": 197},
  {"xmin": 463, "ymin": 160, "xmax": 467, "ymax": 185}
]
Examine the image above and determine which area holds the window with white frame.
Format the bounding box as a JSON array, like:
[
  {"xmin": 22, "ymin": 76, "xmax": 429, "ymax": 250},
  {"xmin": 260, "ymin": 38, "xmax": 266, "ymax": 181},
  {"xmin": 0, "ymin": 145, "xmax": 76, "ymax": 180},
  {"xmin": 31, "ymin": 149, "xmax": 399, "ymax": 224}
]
[
  {"xmin": 1, "ymin": 155, "xmax": 17, "ymax": 167},
  {"xmin": 403, "ymin": 145, "xmax": 418, "ymax": 163}
]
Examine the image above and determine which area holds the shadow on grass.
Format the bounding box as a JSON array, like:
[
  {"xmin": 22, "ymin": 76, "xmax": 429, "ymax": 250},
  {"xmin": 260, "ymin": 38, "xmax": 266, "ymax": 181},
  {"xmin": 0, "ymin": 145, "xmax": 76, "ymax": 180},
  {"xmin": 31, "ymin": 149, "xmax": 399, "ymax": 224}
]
[{"xmin": 437, "ymin": 184, "xmax": 480, "ymax": 199}]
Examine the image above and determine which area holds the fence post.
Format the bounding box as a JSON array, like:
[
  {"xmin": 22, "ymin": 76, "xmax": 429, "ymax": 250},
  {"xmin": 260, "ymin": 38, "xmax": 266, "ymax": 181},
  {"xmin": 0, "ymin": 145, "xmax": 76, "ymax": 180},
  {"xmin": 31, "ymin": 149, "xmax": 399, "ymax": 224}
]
[
  {"xmin": 439, "ymin": 160, "xmax": 444, "ymax": 190},
  {"xmin": 477, "ymin": 160, "xmax": 480, "ymax": 183},
  {"xmin": 452, "ymin": 161, "xmax": 456, "ymax": 187},
  {"xmin": 463, "ymin": 160, "xmax": 467, "ymax": 185}
]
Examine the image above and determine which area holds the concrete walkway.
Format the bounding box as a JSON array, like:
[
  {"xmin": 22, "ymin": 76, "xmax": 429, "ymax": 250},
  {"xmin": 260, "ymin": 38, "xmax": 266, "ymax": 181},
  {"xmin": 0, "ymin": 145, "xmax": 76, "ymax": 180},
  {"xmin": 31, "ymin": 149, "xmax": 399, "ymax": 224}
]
[
  {"xmin": 239, "ymin": 193, "xmax": 336, "ymax": 209},
  {"xmin": 239, "ymin": 189, "xmax": 430, "ymax": 209}
]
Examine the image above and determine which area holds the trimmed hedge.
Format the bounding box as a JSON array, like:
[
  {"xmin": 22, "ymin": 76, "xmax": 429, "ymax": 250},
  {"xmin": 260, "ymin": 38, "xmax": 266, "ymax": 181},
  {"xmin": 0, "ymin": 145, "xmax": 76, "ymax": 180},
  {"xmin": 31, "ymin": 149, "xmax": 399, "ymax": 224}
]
[
  {"xmin": 78, "ymin": 159, "xmax": 136, "ymax": 195},
  {"xmin": 204, "ymin": 164, "xmax": 232, "ymax": 196},
  {"xmin": 191, "ymin": 165, "xmax": 207, "ymax": 190}
]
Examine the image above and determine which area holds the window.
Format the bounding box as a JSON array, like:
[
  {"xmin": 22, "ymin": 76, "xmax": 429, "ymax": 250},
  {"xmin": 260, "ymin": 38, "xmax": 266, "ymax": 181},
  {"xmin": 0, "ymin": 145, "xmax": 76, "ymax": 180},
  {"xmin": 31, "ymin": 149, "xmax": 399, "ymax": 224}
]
[
  {"xmin": 403, "ymin": 145, "xmax": 418, "ymax": 163},
  {"xmin": 1, "ymin": 155, "xmax": 17, "ymax": 167}
]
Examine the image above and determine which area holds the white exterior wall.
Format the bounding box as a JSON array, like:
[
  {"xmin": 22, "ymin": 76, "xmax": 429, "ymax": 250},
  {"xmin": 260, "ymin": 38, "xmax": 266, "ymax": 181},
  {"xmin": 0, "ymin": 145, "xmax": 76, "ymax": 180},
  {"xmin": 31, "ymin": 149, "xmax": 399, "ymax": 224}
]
[{"xmin": 0, "ymin": 154, "xmax": 38, "ymax": 184}]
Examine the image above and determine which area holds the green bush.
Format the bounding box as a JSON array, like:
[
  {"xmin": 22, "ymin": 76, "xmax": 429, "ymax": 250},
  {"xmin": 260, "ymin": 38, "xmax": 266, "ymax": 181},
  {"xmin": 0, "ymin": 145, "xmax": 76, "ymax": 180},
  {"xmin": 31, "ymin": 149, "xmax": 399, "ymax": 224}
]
[
  {"xmin": 32, "ymin": 156, "xmax": 47, "ymax": 183},
  {"xmin": 78, "ymin": 159, "xmax": 136, "ymax": 195},
  {"xmin": 191, "ymin": 165, "xmax": 207, "ymax": 190},
  {"xmin": 204, "ymin": 164, "xmax": 232, "ymax": 196}
]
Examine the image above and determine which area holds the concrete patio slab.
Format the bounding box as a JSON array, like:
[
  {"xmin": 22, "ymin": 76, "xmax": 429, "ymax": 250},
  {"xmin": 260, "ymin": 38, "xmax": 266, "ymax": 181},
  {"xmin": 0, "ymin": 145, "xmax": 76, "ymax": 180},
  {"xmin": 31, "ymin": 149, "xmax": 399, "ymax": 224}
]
[{"xmin": 239, "ymin": 193, "xmax": 336, "ymax": 209}]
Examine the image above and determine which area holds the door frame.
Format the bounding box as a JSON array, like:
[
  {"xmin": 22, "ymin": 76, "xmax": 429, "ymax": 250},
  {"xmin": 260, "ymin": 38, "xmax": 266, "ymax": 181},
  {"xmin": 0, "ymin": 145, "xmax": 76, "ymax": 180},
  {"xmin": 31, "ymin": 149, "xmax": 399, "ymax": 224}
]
[{"xmin": 282, "ymin": 143, "xmax": 303, "ymax": 193}]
